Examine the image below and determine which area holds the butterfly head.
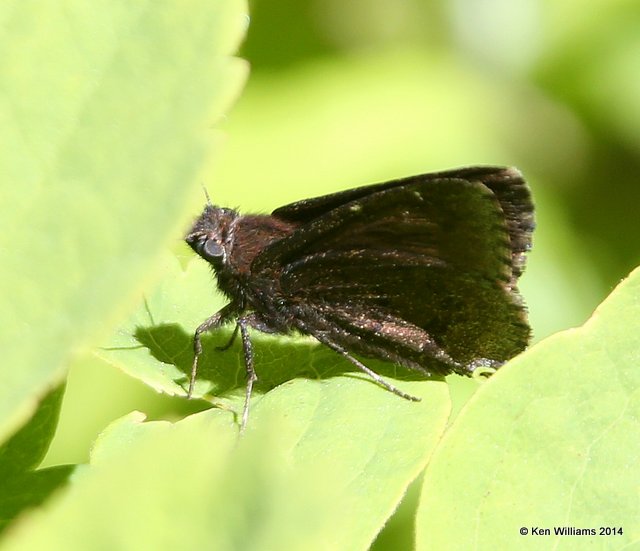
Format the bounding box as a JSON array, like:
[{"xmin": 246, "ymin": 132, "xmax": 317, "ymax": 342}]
[{"xmin": 185, "ymin": 205, "xmax": 238, "ymax": 269}]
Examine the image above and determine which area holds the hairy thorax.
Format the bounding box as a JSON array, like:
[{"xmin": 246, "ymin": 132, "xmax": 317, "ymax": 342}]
[{"xmin": 216, "ymin": 214, "xmax": 298, "ymax": 315}]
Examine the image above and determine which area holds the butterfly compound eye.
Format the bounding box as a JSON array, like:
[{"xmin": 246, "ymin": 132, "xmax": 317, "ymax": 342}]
[{"xmin": 201, "ymin": 238, "xmax": 224, "ymax": 260}]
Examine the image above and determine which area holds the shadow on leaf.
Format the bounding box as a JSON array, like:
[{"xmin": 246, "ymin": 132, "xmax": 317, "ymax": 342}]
[{"xmin": 133, "ymin": 322, "xmax": 442, "ymax": 400}]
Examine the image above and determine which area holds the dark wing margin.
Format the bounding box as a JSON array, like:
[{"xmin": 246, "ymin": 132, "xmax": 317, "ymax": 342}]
[{"xmin": 473, "ymin": 167, "xmax": 534, "ymax": 281}]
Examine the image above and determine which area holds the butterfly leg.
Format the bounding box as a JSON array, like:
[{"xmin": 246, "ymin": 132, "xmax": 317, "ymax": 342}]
[
  {"xmin": 216, "ymin": 323, "xmax": 239, "ymax": 351},
  {"xmin": 189, "ymin": 302, "xmax": 237, "ymax": 398},
  {"xmin": 237, "ymin": 316, "xmax": 257, "ymax": 433},
  {"xmin": 311, "ymin": 332, "xmax": 421, "ymax": 402}
]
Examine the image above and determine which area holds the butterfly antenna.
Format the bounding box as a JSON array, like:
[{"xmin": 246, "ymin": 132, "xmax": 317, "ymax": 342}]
[{"xmin": 201, "ymin": 183, "xmax": 213, "ymax": 206}]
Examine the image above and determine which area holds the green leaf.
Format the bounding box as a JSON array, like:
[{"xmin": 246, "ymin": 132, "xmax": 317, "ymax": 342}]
[
  {"xmin": 416, "ymin": 266, "xmax": 640, "ymax": 549},
  {"xmin": 0, "ymin": 385, "xmax": 66, "ymax": 475},
  {"xmin": 0, "ymin": 377, "xmax": 449, "ymax": 550},
  {"xmin": 0, "ymin": 385, "xmax": 74, "ymax": 534},
  {"xmin": 0, "ymin": 467, "xmax": 74, "ymax": 536},
  {"xmin": 0, "ymin": 0, "xmax": 248, "ymax": 443},
  {"xmin": 251, "ymin": 377, "xmax": 451, "ymax": 549},
  {"xmin": 97, "ymin": 255, "xmax": 222, "ymax": 398}
]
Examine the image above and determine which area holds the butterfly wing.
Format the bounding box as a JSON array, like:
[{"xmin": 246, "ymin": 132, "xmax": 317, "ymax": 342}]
[
  {"xmin": 254, "ymin": 168, "xmax": 533, "ymax": 375},
  {"xmin": 273, "ymin": 167, "xmax": 533, "ymax": 281}
]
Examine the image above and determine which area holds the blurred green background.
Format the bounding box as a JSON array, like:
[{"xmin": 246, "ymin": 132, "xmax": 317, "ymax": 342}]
[{"xmin": 44, "ymin": 0, "xmax": 639, "ymax": 485}]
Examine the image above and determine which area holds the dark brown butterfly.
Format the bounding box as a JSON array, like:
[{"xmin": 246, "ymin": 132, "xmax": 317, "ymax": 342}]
[{"xmin": 185, "ymin": 166, "xmax": 534, "ymax": 430}]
